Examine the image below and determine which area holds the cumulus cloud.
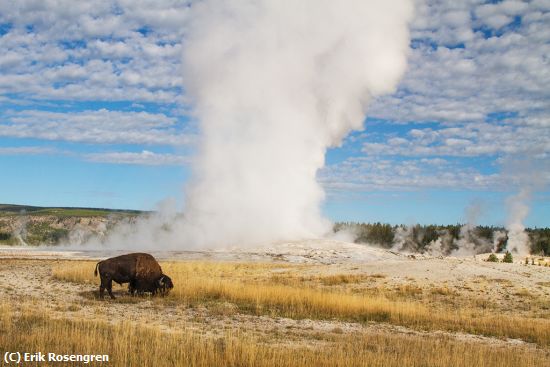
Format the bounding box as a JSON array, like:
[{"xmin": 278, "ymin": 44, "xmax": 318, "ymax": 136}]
[
  {"xmin": 85, "ymin": 150, "xmax": 189, "ymax": 165},
  {"xmin": 0, "ymin": 1, "xmax": 190, "ymax": 103},
  {"xmin": 336, "ymin": 0, "xmax": 550, "ymax": 195},
  {"xmin": 0, "ymin": 146, "xmax": 58, "ymax": 155},
  {"xmin": 1, "ymin": 0, "xmax": 547, "ymax": 126},
  {"xmin": 360, "ymin": 122, "xmax": 550, "ymax": 158},
  {"xmin": 319, "ymin": 156, "xmax": 500, "ymax": 192},
  {"xmin": 0, "ymin": 0, "xmax": 548, "ymax": 202},
  {"xmin": 0, "ymin": 109, "xmax": 193, "ymax": 145},
  {"xmin": 370, "ymin": 0, "xmax": 549, "ymax": 128}
]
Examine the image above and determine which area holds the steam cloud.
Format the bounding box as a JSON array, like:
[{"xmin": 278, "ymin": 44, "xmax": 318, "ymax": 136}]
[
  {"xmin": 180, "ymin": 0, "xmax": 414, "ymax": 247},
  {"xmin": 502, "ymin": 157, "xmax": 550, "ymax": 255},
  {"xmin": 505, "ymin": 188, "xmax": 531, "ymax": 254}
]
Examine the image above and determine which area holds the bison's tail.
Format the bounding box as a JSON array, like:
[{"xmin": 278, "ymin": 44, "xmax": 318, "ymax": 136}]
[{"xmin": 94, "ymin": 262, "xmax": 100, "ymax": 277}]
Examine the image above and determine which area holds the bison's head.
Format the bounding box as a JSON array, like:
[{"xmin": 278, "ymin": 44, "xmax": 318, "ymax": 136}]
[{"xmin": 157, "ymin": 274, "xmax": 174, "ymax": 296}]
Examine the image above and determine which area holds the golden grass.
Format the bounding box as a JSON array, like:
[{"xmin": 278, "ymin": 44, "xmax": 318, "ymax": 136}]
[
  {"xmin": 430, "ymin": 286, "xmax": 456, "ymax": 296},
  {"xmin": 1, "ymin": 302, "xmax": 547, "ymax": 367},
  {"xmin": 53, "ymin": 260, "xmax": 550, "ymax": 346},
  {"xmin": 0, "ymin": 302, "xmax": 12, "ymax": 332},
  {"xmin": 395, "ymin": 284, "xmax": 423, "ymax": 297},
  {"xmin": 316, "ymin": 274, "xmax": 373, "ymax": 285},
  {"xmin": 173, "ymin": 275, "xmax": 419, "ymax": 322}
]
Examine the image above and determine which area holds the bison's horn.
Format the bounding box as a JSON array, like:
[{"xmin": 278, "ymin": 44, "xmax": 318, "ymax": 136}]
[{"xmin": 158, "ymin": 276, "xmax": 166, "ymax": 286}]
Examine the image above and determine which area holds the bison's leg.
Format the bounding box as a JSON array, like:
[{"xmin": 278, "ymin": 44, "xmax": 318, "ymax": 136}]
[
  {"xmin": 128, "ymin": 279, "xmax": 136, "ymax": 296},
  {"xmin": 99, "ymin": 276, "xmax": 107, "ymax": 299},
  {"xmin": 104, "ymin": 277, "xmax": 115, "ymax": 299}
]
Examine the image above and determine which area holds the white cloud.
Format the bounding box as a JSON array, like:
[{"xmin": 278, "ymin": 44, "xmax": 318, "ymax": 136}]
[
  {"xmin": 318, "ymin": 156, "xmax": 500, "ymax": 192},
  {"xmin": 1, "ymin": 0, "xmax": 547, "ymax": 132},
  {"xmin": 361, "ymin": 122, "xmax": 550, "ymax": 158},
  {"xmin": 476, "ymin": 1, "xmax": 529, "ymax": 20},
  {"xmin": 85, "ymin": 150, "xmax": 188, "ymax": 165},
  {"xmin": 0, "ymin": 0, "xmax": 547, "ymax": 193},
  {"xmin": 0, "ymin": 1, "xmax": 190, "ymax": 103},
  {"xmin": 0, "ymin": 146, "xmax": 58, "ymax": 155},
  {"xmin": 483, "ymin": 14, "xmax": 513, "ymax": 29},
  {"xmin": 388, "ymin": 137, "xmax": 408, "ymax": 145},
  {"xmin": 371, "ymin": 0, "xmax": 549, "ymax": 130},
  {"xmin": 0, "ymin": 109, "xmax": 194, "ymax": 145}
]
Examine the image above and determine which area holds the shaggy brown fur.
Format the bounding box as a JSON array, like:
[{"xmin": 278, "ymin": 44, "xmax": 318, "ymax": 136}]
[{"xmin": 94, "ymin": 253, "xmax": 168, "ymax": 299}]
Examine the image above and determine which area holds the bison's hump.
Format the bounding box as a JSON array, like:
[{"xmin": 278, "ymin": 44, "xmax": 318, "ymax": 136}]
[
  {"xmin": 135, "ymin": 254, "xmax": 162, "ymax": 279},
  {"xmin": 98, "ymin": 252, "xmax": 162, "ymax": 280},
  {"xmin": 107, "ymin": 252, "xmax": 156, "ymax": 262}
]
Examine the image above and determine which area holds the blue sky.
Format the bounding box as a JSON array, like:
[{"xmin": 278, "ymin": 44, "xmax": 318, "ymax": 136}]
[{"xmin": 0, "ymin": 0, "xmax": 549, "ymax": 227}]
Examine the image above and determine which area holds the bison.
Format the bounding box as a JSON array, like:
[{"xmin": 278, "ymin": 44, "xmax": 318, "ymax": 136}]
[{"xmin": 94, "ymin": 252, "xmax": 173, "ymax": 299}]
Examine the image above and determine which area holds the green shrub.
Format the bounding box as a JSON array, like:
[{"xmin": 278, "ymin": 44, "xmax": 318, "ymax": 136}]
[
  {"xmin": 502, "ymin": 252, "xmax": 513, "ymax": 263},
  {"xmin": 486, "ymin": 253, "xmax": 499, "ymax": 262}
]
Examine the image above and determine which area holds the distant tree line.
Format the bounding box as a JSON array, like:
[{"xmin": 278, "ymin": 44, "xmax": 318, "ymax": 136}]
[
  {"xmin": 527, "ymin": 227, "xmax": 550, "ymax": 256},
  {"xmin": 333, "ymin": 222, "xmax": 550, "ymax": 256}
]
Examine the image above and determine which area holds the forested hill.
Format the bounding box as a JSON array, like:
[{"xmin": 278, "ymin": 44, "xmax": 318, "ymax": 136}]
[
  {"xmin": 0, "ymin": 204, "xmax": 143, "ymax": 246},
  {"xmin": 0, "ymin": 203, "xmax": 143, "ymax": 217}
]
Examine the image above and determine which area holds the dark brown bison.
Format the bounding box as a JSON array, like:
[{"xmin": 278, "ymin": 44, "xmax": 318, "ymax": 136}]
[{"xmin": 94, "ymin": 253, "xmax": 173, "ymax": 299}]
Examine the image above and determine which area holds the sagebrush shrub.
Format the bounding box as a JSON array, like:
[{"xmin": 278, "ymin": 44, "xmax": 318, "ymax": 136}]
[
  {"xmin": 503, "ymin": 252, "xmax": 513, "ymax": 263},
  {"xmin": 486, "ymin": 253, "xmax": 498, "ymax": 262}
]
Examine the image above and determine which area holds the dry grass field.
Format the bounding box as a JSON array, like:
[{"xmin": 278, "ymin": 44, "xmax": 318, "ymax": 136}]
[
  {"xmin": 1, "ymin": 301, "xmax": 547, "ymax": 367},
  {"xmin": 53, "ymin": 260, "xmax": 550, "ymax": 345},
  {"xmin": 1, "ymin": 253, "xmax": 549, "ymax": 366}
]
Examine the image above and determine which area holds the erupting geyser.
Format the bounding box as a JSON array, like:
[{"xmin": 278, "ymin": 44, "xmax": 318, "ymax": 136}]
[{"xmin": 180, "ymin": 0, "xmax": 413, "ymax": 247}]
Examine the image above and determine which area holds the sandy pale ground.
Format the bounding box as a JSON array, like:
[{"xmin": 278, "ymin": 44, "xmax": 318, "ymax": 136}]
[
  {"xmin": 0, "ymin": 239, "xmax": 400, "ymax": 263},
  {"xmin": 1, "ymin": 240, "xmax": 549, "ymax": 350}
]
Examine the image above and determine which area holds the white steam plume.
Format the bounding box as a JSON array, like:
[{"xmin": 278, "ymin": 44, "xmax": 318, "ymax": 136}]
[
  {"xmin": 502, "ymin": 157, "xmax": 550, "ymax": 255},
  {"xmin": 505, "ymin": 188, "xmax": 531, "ymax": 255},
  {"xmin": 391, "ymin": 225, "xmax": 415, "ymax": 252},
  {"xmin": 80, "ymin": 199, "xmax": 180, "ymax": 250},
  {"xmin": 13, "ymin": 212, "xmax": 29, "ymax": 246},
  {"xmin": 450, "ymin": 200, "xmax": 491, "ymax": 257},
  {"xmin": 181, "ymin": 0, "xmax": 413, "ymax": 247}
]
